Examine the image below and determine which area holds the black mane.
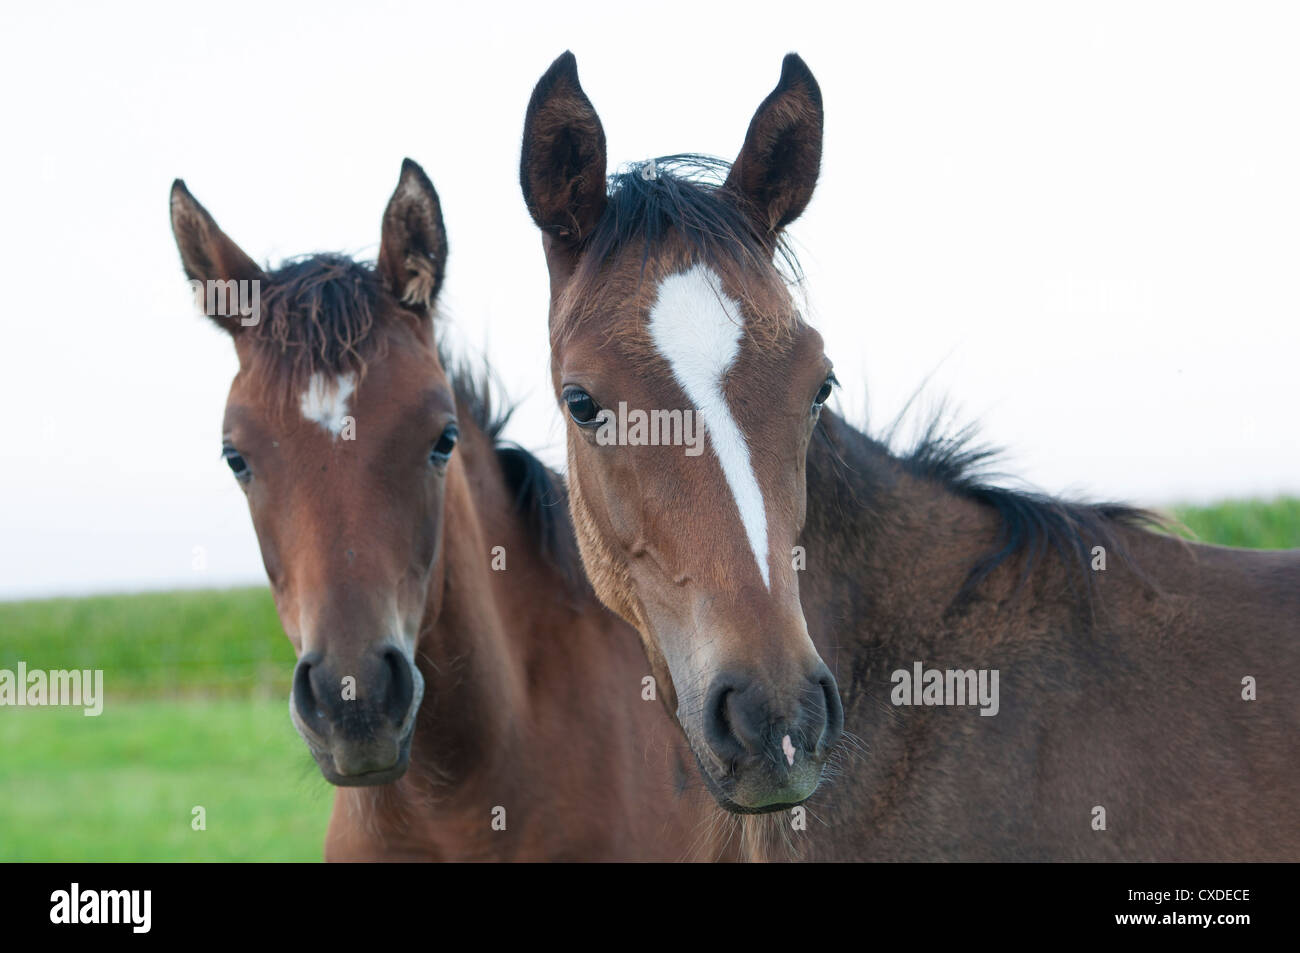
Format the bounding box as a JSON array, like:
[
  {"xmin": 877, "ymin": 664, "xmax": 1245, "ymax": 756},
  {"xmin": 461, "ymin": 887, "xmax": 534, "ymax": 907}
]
[
  {"xmin": 898, "ymin": 411, "xmax": 1155, "ymax": 598},
  {"xmin": 817, "ymin": 403, "xmax": 1157, "ymax": 606}
]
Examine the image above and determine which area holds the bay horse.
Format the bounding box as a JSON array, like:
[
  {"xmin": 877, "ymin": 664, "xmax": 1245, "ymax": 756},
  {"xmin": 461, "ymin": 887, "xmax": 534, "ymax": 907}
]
[
  {"xmin": 170, "ymin": 161, "xmax": 738, "ymax": 861},
  {"xmin": 519, "ymin": 52, "xmax": 1300, "ymax": 860}
]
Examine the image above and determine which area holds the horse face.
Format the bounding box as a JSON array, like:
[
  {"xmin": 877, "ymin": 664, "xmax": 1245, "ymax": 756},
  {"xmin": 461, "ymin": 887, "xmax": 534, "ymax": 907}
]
[
  {"xmin": 172, "ymin": 162, "xmax": 456, "ymax": 785},
  {"xmin": 521, "ymin": 53, "xmax": 844, "ymax": 811}
]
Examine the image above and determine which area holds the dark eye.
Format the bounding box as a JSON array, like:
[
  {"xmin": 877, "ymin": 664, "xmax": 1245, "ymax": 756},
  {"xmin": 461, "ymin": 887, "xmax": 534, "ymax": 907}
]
[
  {"xmin": 562, "ymin": 386, "xmax": 602, "ymax": 426},
  {"xmin": 813, "ymin": 373, "xmax": 837, "ymax": 410},
  {"xmin": 430, "ymin": 423, "xmax": 459, "ymax": 465},
  {"xmin": 223, "ymin": 445, "xmax": 250, "ymax": 482}
]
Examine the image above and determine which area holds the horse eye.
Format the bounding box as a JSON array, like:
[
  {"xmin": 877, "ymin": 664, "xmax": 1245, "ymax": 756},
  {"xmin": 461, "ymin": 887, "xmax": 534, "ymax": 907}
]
[
  {"xmin": 813, "ymin": 374, "xmax": 837, "ymax": 410},
  {"xmin": 223, "ymin": 446, "xmax": 250, "ymax": 482},
  {"xmin": 563, "ymin": 387, "xmax": 602, "ymax": 426},
  {"xmin": 430, "ymin": 423, "xmax": 459, "ymax": 465}
]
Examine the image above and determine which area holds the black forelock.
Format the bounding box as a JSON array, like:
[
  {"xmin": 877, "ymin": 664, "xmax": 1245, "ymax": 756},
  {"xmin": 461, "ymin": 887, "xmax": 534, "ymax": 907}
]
[{"xmin": 584, "ymin": 154, "xmax": 802, "ymax": 283}]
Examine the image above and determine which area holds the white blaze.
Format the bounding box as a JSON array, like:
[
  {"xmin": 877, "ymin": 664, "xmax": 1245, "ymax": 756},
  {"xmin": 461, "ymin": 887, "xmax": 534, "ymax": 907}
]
[
  {"xmin": 300, "ymin": 372, "xmax": 355, "ymax": 437},
  {"xmin": 648, "ymin": 264, "xmax": 770, "ymax": 589}
]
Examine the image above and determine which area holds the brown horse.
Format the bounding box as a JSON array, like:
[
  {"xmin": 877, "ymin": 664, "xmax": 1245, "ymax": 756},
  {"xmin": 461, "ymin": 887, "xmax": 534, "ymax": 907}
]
[
  {"xmin": 171, "ymin": 160, "xmax": 737, "ymax": 861},
  {"xmin": 519, "ymin": 52, "xmax": 1300, "ymax": 860}
]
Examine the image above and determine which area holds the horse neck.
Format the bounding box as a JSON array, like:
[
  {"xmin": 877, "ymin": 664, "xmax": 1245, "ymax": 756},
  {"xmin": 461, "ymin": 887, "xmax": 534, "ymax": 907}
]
[
  {"xmin": 800, "ymin": 411, "xmax": 1092, "ymax": 653},
  {"xmin": 409, "ymin": 429, "xmax": 530, "ymax": 776},
  {"xmin": 406, "ymin": 420, "xmax": 603, "ymax": 794}
]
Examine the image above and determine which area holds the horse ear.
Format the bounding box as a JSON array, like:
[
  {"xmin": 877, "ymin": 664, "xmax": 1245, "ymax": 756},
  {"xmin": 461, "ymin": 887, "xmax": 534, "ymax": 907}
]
[
  {"xmin": 520, "ymin": 51, "xmax": 608, "ymax": 250},
  {"xmin": 170, "ymin": 180, "xmax": 265, "ymax": 335},
  {"xmin": 724, "ymin": 54, "xmax": 824, "ymax": 238},
  {"xmin": 379, "ymin": 158, "xmax": 447, "ymax": 315}
]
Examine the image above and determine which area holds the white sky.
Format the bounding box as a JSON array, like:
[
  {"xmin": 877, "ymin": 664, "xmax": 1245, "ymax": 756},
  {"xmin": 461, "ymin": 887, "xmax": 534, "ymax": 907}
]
[{"xmin": 1, "ymin": 1, "xmax": 1297, "ymax": 599}]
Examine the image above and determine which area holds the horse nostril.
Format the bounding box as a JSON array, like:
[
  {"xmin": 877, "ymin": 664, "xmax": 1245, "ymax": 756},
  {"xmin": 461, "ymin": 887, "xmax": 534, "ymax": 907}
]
[
  {"xmin": 380, "ymin": 646, "xmax": 415, "ymax": 725},
  {"xmin": 815, "ymin": 668, "xmax": 845, "ymax": 755},
  {"xmin": 292, "ymin": 651, "xmax": 327, "ymax": 736},
  {"xmin": 702, "ymin": 678, "xmax": 743, "ymax": 763},
  {"xmin": 704, "ymin": 675, "xmax": 778, "ymax": 763}
]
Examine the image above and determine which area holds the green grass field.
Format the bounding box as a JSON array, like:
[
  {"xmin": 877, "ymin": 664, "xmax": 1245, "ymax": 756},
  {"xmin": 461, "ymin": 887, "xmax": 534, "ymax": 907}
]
[
  {"xmin": 0, "ymin": 588, "xmax": 330, "ymax": 861},
  {"xmin": 1170, "ymin": 497, "xmax": 1300, "ymax": 550},
  {"xmin": 1, "ymin": 496, "xmax": 1295, "ymax": 861},
  {"xmin": 0, "ymin": 700, "xmax": 331, "ymax": 861}
]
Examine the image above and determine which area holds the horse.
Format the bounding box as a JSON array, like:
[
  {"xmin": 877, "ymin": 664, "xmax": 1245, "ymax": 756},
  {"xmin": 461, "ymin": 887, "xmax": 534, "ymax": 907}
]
[
  {"xmin": 518, "ymin": 52, "xmax": 1300, "ymax": 860},
  {"xmin": 170, "ymin": 160, "xmax": 737, "ymax": 861}
]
